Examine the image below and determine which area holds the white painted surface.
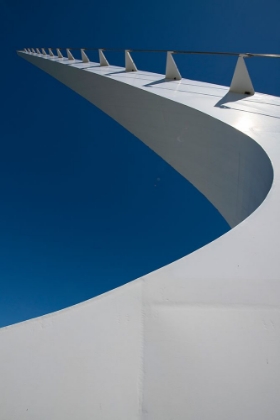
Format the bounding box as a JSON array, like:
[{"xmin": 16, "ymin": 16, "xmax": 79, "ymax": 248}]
[
  {"xmin": 125, "ymin": 50, "xmax": 137, "ymax": 72},
  {"xmin": 0, "ymin": 50, "xmax": 279, "ymax": 419},
  {"xmin": 66, "ymin": 48, "xmax": 74, "ymax": 60},
  {"xmin": 99, "ymin": 49, "xmax": 109, "ymax": 66},
  {"xmin": 81, "ymin": 49, "xmax": 89, "ymax": 63},
  {"xmin": 230, "ymin": 55, "xmax": 255, "ymax": 94},
  {"xmin": 56, "ymin": 48, "xmax": 63, "ymax": 58},
  {"xmin": 165, "ymin": 51, "xmax": 181, "ymax": 80}
]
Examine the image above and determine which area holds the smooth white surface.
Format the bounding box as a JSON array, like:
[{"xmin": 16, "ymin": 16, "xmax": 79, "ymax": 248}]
[
  {"xmin": 57, "ymin": 48, "xmax": 63, "ymax": 58},
  {"xmin": 99, "ymin": 49, "xmax": 109, "ymax": 66},
  {"xmin": 66, "ymin": 48, "xmax": 74, "ymax": 60},
  {"xmin": 81, "ymin": 49, "xmax": 89, "ymax": 63},
  {"xmin": 165, "ymin": 51, "xmax": 182, "ymax": 80},
  {"xmin": 230, "ymin": 56, "xmax": 255, "ymax": 94},
  {"xmin": 0, "ymin": 50, "xmax": 280, "ymax": 419},
  {"xmin": 125, "ymin": 50, "xmax": 137, "ymax": 72}
]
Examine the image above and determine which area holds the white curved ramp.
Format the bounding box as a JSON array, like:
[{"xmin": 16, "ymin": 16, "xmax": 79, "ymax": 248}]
[{"xmin": 0, "ymin": 50, "xmax": 280, "ymax": 420}]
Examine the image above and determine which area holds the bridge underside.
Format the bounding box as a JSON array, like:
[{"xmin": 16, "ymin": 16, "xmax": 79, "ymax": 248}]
[{"xmin": 0, "ymin": 51, "xmax": 279, "ymax": 420}]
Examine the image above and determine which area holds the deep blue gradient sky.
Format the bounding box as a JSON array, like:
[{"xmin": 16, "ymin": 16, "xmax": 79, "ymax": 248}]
[{"xmin": 1, "ymin": 0, "xmax": 280, "ymax": 327}]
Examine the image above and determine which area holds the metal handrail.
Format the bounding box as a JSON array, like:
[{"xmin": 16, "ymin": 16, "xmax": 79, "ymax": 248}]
[{"xmin": 19, "ymin": 48, "xmax": 280, "ymax": 58}]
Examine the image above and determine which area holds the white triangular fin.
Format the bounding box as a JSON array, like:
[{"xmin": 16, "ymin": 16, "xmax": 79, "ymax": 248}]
[
  {"xmin": 229, "ymin": 56, "xmax": 254, "ymax": 94},
  {"xmin": 57, "ymin": 49, "xmax": 63, "ymax": 58},
  {"xmin": 31, "ymin": 48, "xmax": 36, "ymax": 53},
  {"xmin": 125, "ymin": 50, "xmax": 137, "ymax": 72},
  {"xmin": 36, "ymin": 48, "xmax": 41, "ymax": 54},
  {"xmin": 27, "ymin": 48, "xmax": 31, "ymax": 53},
  {"xmin": 42, "ymin": 48, "xmax": 47, "ymax": 55},
  {"xmin": 24, "ymin": 48, "xmax": 27, "ymax": 52},
  {"xmin": 48, "ymin": 48, "xmax": 54, "ymax": 56},
  {"xmin": 99, "ymin": 49, "xmax": 109, "ymax": 66},
  {"xmin": 66, "ymin": 49, "xmax": 74, "ymax": 60},
  {"xmin": 165, "ymin": 52, "xmax": 181, "ymax": 80},
  {"xmin": 81, "ymin": 49, "xmax": 89, "ymax": 63}
]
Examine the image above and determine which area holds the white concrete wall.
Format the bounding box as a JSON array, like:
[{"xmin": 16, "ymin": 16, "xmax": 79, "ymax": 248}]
[{"xmin": 0, "ymin": 51, "xmax": 279, "ymax": 419}]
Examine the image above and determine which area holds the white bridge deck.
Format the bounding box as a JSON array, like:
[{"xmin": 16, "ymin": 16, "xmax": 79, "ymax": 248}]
[{"xmin": 0, "ymin": 50, "xmax": 280, "ymax": 420}]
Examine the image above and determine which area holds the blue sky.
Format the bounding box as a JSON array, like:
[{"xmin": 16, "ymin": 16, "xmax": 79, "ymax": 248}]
[{"xmin": 1, "ymin": 0, "xmax": 280, "ymax": 327}]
